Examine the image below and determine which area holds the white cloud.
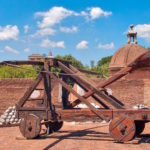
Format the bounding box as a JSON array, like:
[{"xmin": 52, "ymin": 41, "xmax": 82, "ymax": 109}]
[
  {"xmin": 76, "ymin": 40, "xmax": 88, "ymax": 49},
  {"xmin": 5, "ymin": 46, "xmax": 19, "ymax": 54},
  {"xmin": 60, "ymin": 26, "xmax": 78, "ymax": 33},
  {"xmin": 41, "ymin": 39, "xmax": 65, "ymax": 48},
  {"xmin": 24, "ymin": 25, "xmax": 29, "ymax": 33},
  {"xmin": 35, "ymin": 6, "xmax": 112, "ymax": 28},
  {"xmin": 33, "ymin": 6, "xmax": 112, "ymax": 38},
  {"xmin": 24, "ymin": 48, "xmax": 30, "ymax": 52},
  {"xmin": 35, "ymin": 7, "xmax": 74, "ymax": 28},
  {"xmin": 31, "ymin": 28, "xmax": 56, "ymax": 37},
  {"xmin": 135, "ymin": 24, "xmax": 150, "ymax": 42},
  {"xmin": 89, "ymin": 7, "xmax": 112, "ymax": 20},
  {"xmin": 81, "ymin": 11, "xmax": 89, "ymax": 19},
  {"xmin": 98, "ymin": 42, "xmax": 114, "ymax": 49},
  {"xmin": 0, "ymin": 25, "xmax": 19, "ymax": 40}
]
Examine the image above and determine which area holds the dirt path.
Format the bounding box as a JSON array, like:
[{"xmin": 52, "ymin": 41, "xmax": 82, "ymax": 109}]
[{"xmin": 0, "ymin": 122, "xmax": 150, "ymax": 150}]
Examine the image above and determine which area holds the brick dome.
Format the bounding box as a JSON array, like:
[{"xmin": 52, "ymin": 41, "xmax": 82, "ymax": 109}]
[
  {"xmin": 108, "ymin": 25, "xmax": 147, "ymax": 74},
  {"xmin": 108, "ymin": 44, "xmax": 147, "ymax": 70}
]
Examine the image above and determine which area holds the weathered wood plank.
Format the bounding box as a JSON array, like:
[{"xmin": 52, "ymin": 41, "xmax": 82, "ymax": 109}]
[{"xmin": 43, "ymin": 60, "xmax": 52, "ymax": 120}]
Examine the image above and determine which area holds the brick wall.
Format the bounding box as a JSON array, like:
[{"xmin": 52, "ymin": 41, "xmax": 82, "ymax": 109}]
[
  {"xmin": 107, "ymin": 79, "xmax": 144, "ymax": 108},
  {"xmin": 0, "ymin": 79, "xmax": 61, "ymax": 115},
  {"xmin": 0, "ymin": 79, "xmax": 33, "ymax": 115}
]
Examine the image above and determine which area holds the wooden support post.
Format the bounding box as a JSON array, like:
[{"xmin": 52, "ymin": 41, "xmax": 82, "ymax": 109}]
[
  {"xmin": 60, "ymin": 73, "xmax": 69, "ymax": 109},
  {"xmin": 43, "ymin": 59, "xmax": 52, "ymax": 120}
]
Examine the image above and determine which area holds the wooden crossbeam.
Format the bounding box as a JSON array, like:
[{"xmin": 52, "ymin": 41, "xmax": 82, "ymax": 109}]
[
  {"xmin": 60, "ymin": 63, "xmax": 109, "ymax": 109},
  {"xmin": 69, "ymin": 65, "xmax": 132, "ymax": 108},
  {"xmin": 58, "ymin": 61, "xmax": 123, "ymax": 109},
  {"xmin": 78, "ymin": 68, "xmax": 103, "ymax": 76},
  {"xmin": 17, "ymin": 73, "xmax": 43, "ymax": 107},
  {"xmin": 58, "ymin": 64, "xmax": 109, "ymax": 109}
]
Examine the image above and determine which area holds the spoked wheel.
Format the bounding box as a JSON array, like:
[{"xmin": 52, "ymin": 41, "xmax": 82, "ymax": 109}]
[
  {"xmin": 135, "ymin": 121, "xmax": 145, "ymax": 136},
  {"xmin": 109, "ymin": 115, "xmax": 136, "ymax": 142},
  {"xmin": 19, "ymin": 114, "xmax": 41, "ymax": 139},
  {"xmin": 45, "ymin": 120, "xmax": 63, "ymax": 134}
]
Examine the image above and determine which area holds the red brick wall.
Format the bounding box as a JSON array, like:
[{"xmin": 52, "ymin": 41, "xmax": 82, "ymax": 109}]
[
  {"xmin": 107, "ymin": 79, "xmax": 144, "ymax": 108},
  {"xmin": 0, "ymin": 79, "xmax": 33, "ymax": 115},
  {"xmin": 0, "ymin": 79, "xmax": 61, "ymax": 115},
  {"xmin": 126, "ymin": 68, "xmax": 150, "ymax": 79}
]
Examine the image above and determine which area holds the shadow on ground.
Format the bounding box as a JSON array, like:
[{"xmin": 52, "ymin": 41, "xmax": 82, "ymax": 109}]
[
  {"xmin": 39, "ymin": 125, "xmax": 113, "ymax": 150},
  {"xmin": 31, "ymin": 124, "xmax": 150, "ymax": 150}
]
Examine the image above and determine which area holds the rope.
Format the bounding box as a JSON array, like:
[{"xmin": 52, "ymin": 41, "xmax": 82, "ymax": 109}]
[
  {"xmin": 3, "ymin": 62, "xmax": 37, "ymax": 72},
  {"xmin": 2, "ymin": 62, "xmax": 105, "ymax": 77}
]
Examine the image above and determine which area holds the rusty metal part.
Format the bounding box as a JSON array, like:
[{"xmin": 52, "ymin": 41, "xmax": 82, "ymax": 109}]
[
  {"xmin": 109, "ymin": 115, "xmax": 136, "ymax": 142},
  {"xmin": 135, "ymin": 121, "xmax": 145, "ymax": 136},
  {"xmin": 19, "ymin": 114, "xmax": 41, "ymax": 139},
  {"xmin": 45, "ymin": 121, "xmax": 63, "ymax": 134}
]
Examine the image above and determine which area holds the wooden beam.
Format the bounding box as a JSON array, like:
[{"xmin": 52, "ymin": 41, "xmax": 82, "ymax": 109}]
[
  {"xmin": 58, "ymin": 62, "xmax": 109, "ymax": 109},
  {"xmin": 27, "ymin": 98, "xmax": 44, "ymax": 101},
  {"xmin": 58, "ymin": 62, "xmax": 109, "ymax": 108},
  {"xmin": 69, "ymin": 65, "xmax": 132, "ymax": 108},
  {"xmin": 17, "ymin": 73, "xmax": 43, "ymax": 107},
  {"xmin": 43, "ymin": 60, "xmax": 52, "ymax": 120},
  {"xmin": 58, "ymin": 61, "xmax": 123, "ymax": 109},
  {"xmin": 18, "ymin": 107, "xmax": 46, "ymax": 111},
  {"xmin": 78, "ymin": 68, "xmax": 103, "ymax": 76},
  {"xmin": 0, "ymin": 60, "xmax": 44, "ymax": 66}
]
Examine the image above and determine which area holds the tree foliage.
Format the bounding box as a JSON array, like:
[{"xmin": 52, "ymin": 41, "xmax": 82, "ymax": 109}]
[
  {"xmin": 0, "ymin": 65, "xmax": 39, "ymax": 78},
  {"xmin": 56, "ymin": 54, "xmax": 84, "ymax": 69},
  {"xmin": 96, "ymin": 56, "xmax": 112, "ymax": 77}
]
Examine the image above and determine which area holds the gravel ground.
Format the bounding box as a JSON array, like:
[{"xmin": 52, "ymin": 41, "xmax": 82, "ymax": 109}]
[{"xmin": 1, "ymin": 122, "xmax": 150, "ymax": 150}]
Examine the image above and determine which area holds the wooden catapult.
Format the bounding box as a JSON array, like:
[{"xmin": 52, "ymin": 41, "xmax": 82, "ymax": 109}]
[{"xmin": 1, "ymin": 51, "xmax": 150, "ymax": 143}]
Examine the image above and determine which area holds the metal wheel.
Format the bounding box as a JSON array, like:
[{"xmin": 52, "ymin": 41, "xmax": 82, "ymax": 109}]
[
  {"xmin": 19, "ymin": 114, "xmax": 41, "ymax": 139},
  {"xmin": 45, "ymin": 121, "xmax": 63, "ymax": 134},
  {"xmin": 109, "ymin": 115, "xmax": 136, "ymax": 142},
  {"xmin": 135, "ymin": 121, "xmax": 145, "ymax": 136}
]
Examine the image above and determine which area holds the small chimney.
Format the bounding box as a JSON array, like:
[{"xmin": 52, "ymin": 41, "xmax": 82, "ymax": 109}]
[{"xmin": 127, "ymin": 24, "xmax": 137, "ymax": 44}]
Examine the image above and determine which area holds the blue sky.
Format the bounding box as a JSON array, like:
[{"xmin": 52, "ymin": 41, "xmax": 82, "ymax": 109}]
[{"xmin": 0, "ymin": 0, "xmax": 150, "ymax": 65}]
